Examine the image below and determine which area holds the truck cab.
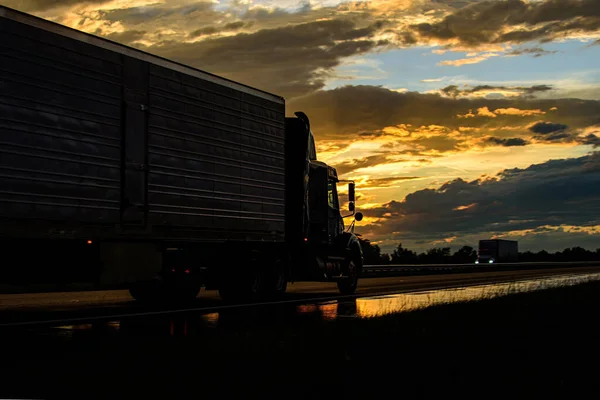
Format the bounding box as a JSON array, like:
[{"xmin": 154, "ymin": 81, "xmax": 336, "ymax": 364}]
[
  {"xmin": 285, "ymin": 112, "xmax": 363, "ymax": 293},
  {"xmin": 308, "ymin": 162, "xmax": 344, "ymax": 246}
]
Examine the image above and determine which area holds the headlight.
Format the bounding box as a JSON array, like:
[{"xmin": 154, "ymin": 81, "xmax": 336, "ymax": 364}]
[
  {"xmin": 488, "ymin": 259, "xmax": 494, "ymax": 264},
  {"xmin": 475, "ymin": 260, "xmax": 479, "ymax": 264}
]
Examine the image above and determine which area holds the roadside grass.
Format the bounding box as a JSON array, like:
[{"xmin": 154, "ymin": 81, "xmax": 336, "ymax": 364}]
[{"xmin": 4, "ymin": 278, "xmax": 600, "ymax": 399}]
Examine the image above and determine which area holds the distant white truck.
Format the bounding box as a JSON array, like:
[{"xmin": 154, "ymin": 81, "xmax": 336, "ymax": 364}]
[{"xmin": 476, "ymin": 240, "xmax": 519, "ymax": 264}]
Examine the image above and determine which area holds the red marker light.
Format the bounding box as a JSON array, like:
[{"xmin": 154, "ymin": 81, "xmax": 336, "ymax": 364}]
[
  {"xmin": 87, "ymin": 240, "xmax": 92, "ymax": 245},
  {"xmin": 184, "ymin": 269, "xmax": 190, "ymax": 274},
  {"xmin": 171, "ymin": 268, "xmax": 175, "ymax": 273},
  {"xmin": 303, "ymin": 238, "xmax": 308, "ymax": 242}
]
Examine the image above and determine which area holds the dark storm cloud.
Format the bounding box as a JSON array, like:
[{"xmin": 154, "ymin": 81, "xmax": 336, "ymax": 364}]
[
  {"xmin": 529, "ymin": 121, "xmax": 568, "ymax": 134},
  {"xmin": 413, "ymin": 0, "xmax": 600, "ymax": 47},
  {"xmin": 485, "ymin": 137, "xmax": 528, "ymax": 146},
  {"xmin": 360, "ymin": 153, "xmax": 600, "ymax": 238},
  {"xmin": 441, "ymin": 84, "xmax": 553, "ymax": 98},
  {"xmin": 150, "ymin": 19, "xmax": 388, "ymax": 99},
  {"xmin": 288, "ymin": 85, "xmax": 600, "ymax": 140}
]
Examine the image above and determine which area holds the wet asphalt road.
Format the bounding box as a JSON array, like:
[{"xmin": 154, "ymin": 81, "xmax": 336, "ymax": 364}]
[
  {"xmin": 1, "ymin": 265, "xmax": 599, "ymax": 327},
  {"xmin": 1, "ymin": 266, "xmax": 600, "ymax": 400}
]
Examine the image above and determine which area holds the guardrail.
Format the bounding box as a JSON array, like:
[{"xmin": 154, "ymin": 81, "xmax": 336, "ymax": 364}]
[{"xmin": 362, "ymin": 261, "xmax": 600, "ymax": 276}]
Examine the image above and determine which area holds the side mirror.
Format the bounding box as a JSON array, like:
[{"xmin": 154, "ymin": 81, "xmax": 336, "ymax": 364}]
[
  {"xmin": 355, "ymin": 212, "xmax": 363, "ymax": 222},
  {"xmin": 348, "ymin": 182, "xmax": 355, "ymax": 212}
]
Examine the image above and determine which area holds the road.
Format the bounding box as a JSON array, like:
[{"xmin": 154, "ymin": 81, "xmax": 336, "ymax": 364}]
[{"xmin": 1, "ymin": 265, "xmax": 598, "ymax": 326}]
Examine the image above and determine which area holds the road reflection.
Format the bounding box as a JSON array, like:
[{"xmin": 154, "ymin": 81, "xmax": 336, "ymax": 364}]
[
  {"xmin": 50, "ymin": 272, "xmax": 600, "ymax": 337},
  {"xmin": 356, "ymin": 272, "xmax": 600, "ymax": 317}
]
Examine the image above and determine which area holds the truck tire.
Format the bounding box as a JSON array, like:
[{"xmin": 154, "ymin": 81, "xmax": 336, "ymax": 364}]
[
  {"xmin": 337, "ymin": 247, "xmax": 362, "ymax": 295},
  {"xmin": 265, "ymin": 258, "xmax": 287, "ymax": 298},
  {"xmin": 218, "ymin": 267, "xmax": 264, "ymax": 303},
  {"xmin": 164, "ymin": 279, "xmax": 201, "ymax": 302},
  {"xmin": 129, "ymin": 281, "xmax": 162, "ymax": 303},
  {"xmin": 129, "ymin": 278, "xmax": 201, "ymax": 303}
]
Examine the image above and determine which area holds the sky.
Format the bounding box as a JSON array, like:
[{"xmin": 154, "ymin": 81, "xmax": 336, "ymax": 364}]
[{"xmin": 4, "ymin": 0, "xmax": 599, "ymax": 253}]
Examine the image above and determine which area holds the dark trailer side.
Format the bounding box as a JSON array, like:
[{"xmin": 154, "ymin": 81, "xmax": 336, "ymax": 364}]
[{"xmin": 0, "ymin": 5, "xmax": 363, "ymax": 301}]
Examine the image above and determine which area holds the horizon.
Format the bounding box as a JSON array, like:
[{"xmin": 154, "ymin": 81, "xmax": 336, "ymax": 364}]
[{"xmin": 6, "ymin": 0, "xmax": 599, "ymax": 253}]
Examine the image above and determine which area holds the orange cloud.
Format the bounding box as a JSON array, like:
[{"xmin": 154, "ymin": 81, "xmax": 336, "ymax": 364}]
[
  {"xmin": 453, "ymin": 203, "xmax": 478, "ymax": 211},
  {"xmin": 476, "ymin": 106, "xmax": 497, "ymax": 118},
  {"xmin": 457, "ymin": 109, "xmax": 476, "ymax": 118},
  {"xmin": 438, "ymin": 52, "xmax": 500, "ymax": 67},
  {"xmin": 458, "ymin": 107, "xmax": 546, "ymax": 118},
  {"xmin": 494, "ymin": 107, "xmax": 546, "ymax": 116}
]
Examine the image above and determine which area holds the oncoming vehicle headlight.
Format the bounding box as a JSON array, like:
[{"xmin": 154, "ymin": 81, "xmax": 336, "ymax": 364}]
[
  {"xmin": 488, "ymin": 259, "xmax": 494, "ymax": 264},
  {"xmin": 475, "ymin": 260, "xmax": 479, "ymax": 264}
]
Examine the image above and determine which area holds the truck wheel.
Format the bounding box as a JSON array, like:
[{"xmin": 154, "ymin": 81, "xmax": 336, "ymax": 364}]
[
  {"xmin": 337, "ymin": 250, "xmax": 361, "ymax": 295},
  {"xmin": 263, "ymin": 257, "xmax": 287, "ymax": 299},
  {"xmin": 218, "ymin": 268, "xmax": 264, "ymax": 303},
  {"xmin": 164, "ymin": 280, "xmax": 201, "ymax": 302},
  {"xmin": 129, "ymin": 281, "xmax": 162, "ymax": 303},
  {"xmin": 162, "ymin": 271, "xmax": 202, "ymax": 302}
]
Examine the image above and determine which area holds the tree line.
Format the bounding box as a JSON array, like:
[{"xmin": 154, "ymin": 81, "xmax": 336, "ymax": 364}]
[{"xmin": 358, "ymin": 238, "xmax": 600, "ymax": 265}]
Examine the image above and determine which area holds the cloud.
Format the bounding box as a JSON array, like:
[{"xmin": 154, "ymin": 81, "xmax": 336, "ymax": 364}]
[
  {"xmin": 485, "ymin": 137, "xmax": 528, "ymax": 147},
  {"xmin": 440, "ymin": 84, "xmax": 554, "ymax": 99},
  {"xmin": 288, "ymin": 85, "xmax": 600, "ymax": 145},
  {"xmin": 141, "ymin": 19, "xmax": 390, "ymax": 99},
  {"xmin": 438, "ymin": 52, "xmax": 500, "ymax": 66},
  {"xmin": 188, "ymin": 20, "xmax": 255, "ymax": 38},
  {"xmin": 494, "ymin": 107, "xmax": 546, "ymax": 116},
  {"xmin": 529, "ymin": 121, "xmax": 568, "ymax": 134},
  {"xmin": 505, "ymin": 47, "xmax": 558, "ymax": 57},
  {"xmin": 413, "ymin": 0, "xmax": 600, "ymax": 48},
  {"xmin": 475, "ymin": 106, "xmax": 497, "ymax": 118},
  {"xmin": 421, "ymin": 78, "xmax": 443, "ymax": 83},
  {"xmin": 358, "ymin": 153, "xmax": 600, "ymax": 249},
  {"xmin": 578, "ymin": 134, "xmax": 600, "ymax": 147},
  {"xmin": 104, "ymin": 29, "xmax": 146, "ymax": 45},
  {"xmin": 360, "ymin": 176, "xmax": 423, "ymax": 188},
  {"xmin": 333, "ymin": 154, "xmax": 393, "ymax": 175},
  {"xmin": 2, "ymin": 0, "xmax": 106, "ymax": 12}
]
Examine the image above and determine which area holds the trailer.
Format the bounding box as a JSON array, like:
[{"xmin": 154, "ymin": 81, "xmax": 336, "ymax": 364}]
[
  {"xmin": 476, "ymin": 240, "xmax": 519, "ymax": 264},
  {"xmin": 0, "ymin": 5, "xmax": 363, "ymax": 301}
]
